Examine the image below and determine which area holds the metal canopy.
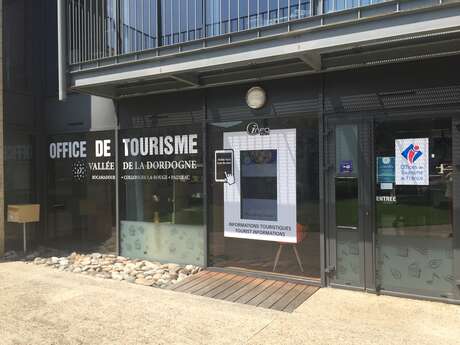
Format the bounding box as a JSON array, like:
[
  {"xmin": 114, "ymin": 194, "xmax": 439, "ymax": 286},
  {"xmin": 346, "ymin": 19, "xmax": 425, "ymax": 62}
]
[{"xmin": 64, "ymin": 1, "xmax": 460, "ymax": 99}]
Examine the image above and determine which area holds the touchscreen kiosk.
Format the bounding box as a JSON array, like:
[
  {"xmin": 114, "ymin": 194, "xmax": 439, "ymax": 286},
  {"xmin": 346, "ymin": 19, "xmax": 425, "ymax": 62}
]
[
  {"xmin": 240, "ymin": 150, "xmax": 277, "ymax": 221},
  {"xmin": 223, "ymin": 128, "xmax": 297, "ymax": 243}
]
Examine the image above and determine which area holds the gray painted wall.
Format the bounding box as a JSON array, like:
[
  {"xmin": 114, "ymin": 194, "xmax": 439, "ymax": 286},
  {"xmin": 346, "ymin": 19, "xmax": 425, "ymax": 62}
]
[{"xmin": 46, "ymin": 94, "xmax": 117, "ymax": 134}]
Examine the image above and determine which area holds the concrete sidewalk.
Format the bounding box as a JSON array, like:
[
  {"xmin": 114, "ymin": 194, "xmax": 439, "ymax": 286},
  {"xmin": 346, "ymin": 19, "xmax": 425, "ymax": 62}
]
[{"xmin": 0, "ymin": 262, "xmax": 459, "ymax": 345}]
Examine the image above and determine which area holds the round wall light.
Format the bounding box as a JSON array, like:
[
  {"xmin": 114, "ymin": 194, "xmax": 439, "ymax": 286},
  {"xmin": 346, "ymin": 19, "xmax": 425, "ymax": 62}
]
[{"xmin": 246, "ymin": 86, "xmax": 267, "ymax": 110}]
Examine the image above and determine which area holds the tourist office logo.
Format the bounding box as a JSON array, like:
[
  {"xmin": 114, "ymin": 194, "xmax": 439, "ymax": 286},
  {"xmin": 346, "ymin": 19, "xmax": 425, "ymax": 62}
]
[
  {"xmin": 72, "ymin": 161, "xmax": 88, "ymax": 181},
  {"xmin": 395, "ymin": 138, "xmax": 429, "ymax": 186},
  {"xmin": 246, "ymin": 122, "xmax": 270, "ymax": 136},
  {"xmin": 401, "ymin": 143, "xmax": 423, "ymax": 164}
]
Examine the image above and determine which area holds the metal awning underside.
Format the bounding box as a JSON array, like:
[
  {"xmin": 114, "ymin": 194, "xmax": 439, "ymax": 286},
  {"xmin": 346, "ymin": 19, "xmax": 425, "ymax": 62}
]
[{"xmin": 66, "ymin": 0, "xmax": 460, "ymax": 99}]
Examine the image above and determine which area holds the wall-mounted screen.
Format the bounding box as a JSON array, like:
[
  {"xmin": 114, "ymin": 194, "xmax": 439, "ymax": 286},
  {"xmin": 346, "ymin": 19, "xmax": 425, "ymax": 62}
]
[
  {"xmin": 223, "ymin": 129, "xmax": 297, "ymax": 243},
  {"xmin": 240, "ymin": 150, "xmax": 277, "ymax": 221}
]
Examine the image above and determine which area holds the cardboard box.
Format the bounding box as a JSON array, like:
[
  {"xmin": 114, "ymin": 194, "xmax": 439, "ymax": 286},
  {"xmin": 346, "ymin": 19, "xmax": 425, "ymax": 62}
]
[{"xmin": 7, "ymin": 204, "xmax": 40, "ymax": 223}]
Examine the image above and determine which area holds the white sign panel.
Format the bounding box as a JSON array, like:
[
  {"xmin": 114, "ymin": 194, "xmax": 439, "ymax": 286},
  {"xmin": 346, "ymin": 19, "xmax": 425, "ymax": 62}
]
[
  {"xmin": 223, "ymin": 128, "xmax": 297, "ymax": 243},
  {"xmin": 395, "ymin": 138, "xmax": 429, "ymax": 186}
]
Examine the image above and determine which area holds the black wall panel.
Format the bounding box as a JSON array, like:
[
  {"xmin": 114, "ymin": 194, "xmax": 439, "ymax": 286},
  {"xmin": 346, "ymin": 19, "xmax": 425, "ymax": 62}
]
[
  {"xmin": 118, "ymin": 90, "xmax": 205, "ymax": 129},
  {"xmin": 324, "ymin": 56, "xmax": 460, "ymax": 116},
  {"xmin": 206, "ymin": 75, "xmax": 321, "ymax": 123}
]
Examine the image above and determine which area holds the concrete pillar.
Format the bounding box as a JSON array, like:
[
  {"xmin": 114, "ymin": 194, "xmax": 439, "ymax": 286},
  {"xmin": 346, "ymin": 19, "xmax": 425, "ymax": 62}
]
[
  {"xmin": 57, "ymin": 0, "xmax": 67, "ymax": 101},
  {"xmin": 0, "ymin": 0, "xmax": 4, "ymax": 257}
]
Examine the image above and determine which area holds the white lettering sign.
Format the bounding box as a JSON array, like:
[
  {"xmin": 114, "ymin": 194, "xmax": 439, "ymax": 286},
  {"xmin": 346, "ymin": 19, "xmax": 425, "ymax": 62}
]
[
  {"xmin": 122, "ymin": 134, "xmax": 198, "ymax": 157},
  {"xmin": 49, "ymin": 141, "xmax": 87, "ymax": 159},
  {"xmin": 95, "ymin": 139, "xmax": 111, "ymax": 157}
]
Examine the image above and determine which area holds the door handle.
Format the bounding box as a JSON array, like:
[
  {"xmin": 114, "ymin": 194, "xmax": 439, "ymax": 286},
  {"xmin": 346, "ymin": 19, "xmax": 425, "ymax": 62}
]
[{"xmin": 337, "ymin": 226, "xmax": 358, "ymax": 231}]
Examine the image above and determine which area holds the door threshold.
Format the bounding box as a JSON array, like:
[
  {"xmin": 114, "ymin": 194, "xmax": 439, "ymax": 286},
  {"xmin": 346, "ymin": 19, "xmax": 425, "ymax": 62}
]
[
  {"xmin": 207, "ymin": 266, "xmax": 322, "ymax": 286},
  {"xmin": 169, "ymin": 270, "xmax": 320, "ymax": 312}
]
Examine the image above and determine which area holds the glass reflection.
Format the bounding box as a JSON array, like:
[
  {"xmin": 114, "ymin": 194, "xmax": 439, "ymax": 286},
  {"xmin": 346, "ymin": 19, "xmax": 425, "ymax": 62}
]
[
  {"xmin": 375, "ymin": 117, "xmax": 454, "ymax": 298},
  {"xmin": 119, "ymin": 125, "xmax": 205, "ymax": 266},
  {"xmin": 335, "ymin": 177, "xmax": 361, "ymax": 286},
  {"xmin": 46, "ymin": 131, "xmax": 116, "ymax": 254},
  {"xmin": 208, "ymin": 117, "xmax": 320, "ymax": 279}
]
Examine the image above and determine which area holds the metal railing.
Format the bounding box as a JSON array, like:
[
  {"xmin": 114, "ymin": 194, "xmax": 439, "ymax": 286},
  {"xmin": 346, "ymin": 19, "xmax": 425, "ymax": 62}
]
[{"xmin": 67, "ymin": 0, "xmax": 387, "ymax": 65}]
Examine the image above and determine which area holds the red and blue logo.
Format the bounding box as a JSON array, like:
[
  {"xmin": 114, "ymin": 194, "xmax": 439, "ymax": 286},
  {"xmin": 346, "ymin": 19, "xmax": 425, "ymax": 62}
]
[{"xmin": 401, "ymin": 144, "xmax": 423, "ymax": 164}]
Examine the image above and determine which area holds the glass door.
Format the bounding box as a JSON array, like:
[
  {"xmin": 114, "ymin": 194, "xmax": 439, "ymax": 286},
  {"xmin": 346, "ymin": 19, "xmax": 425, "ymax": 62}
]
[
  {"xmin": 374, "ymin": 116, "xmax": 458, "ymax": 300},
  {"xmin": 325, "ymin": 118, "xmax": 373, "ymax": 288}
]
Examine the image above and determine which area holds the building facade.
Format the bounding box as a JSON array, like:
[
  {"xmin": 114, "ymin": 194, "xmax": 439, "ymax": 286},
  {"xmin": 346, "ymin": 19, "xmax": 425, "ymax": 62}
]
[
  {"xmin": 2, "ymin": 0, "xmax": 460, "ymax": 304},
  {"xmin": 0, "ymin": 0, "xmax": 117, "ymax": 256}
]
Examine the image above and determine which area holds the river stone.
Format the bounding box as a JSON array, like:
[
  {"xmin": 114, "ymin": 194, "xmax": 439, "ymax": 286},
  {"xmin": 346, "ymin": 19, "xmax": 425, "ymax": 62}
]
[
  {"xmin": 177, "ymin": 272, "xmax": 188, "ymax": 282},
  {"xmin": 152, "ymin": 273, "xmax": 163, "ymax": 280},
  {"xmin": 22, "ymin": 251, "xmax": 203, "ymax": 289},
  {"xmin": 59, "ymin": 258, "xmax": 69, "ymax": 266},
  {"xmin": 168, "ymin": 272, "xmax": 178, "ymax": 280},
  {"xmin": 135, "ymin": 278, "xmax": 154, "ymax": 286},
  {"xmin": 111, "ymin": 272, "xmax": 124, "ymax": 281},
  {"xmin": 81, "ymin": 259, "xmax": 91, "ymax": 266},
  {"xmin": 124, "ymin": 275, "xmax": 136, "ymax": 283},
  {"xmin": 33, "ymin": 257, "xmax": 44, "ymax": 265},
  {"xmin": 184, "ymin": 264, "xmax": 194, "ymax": 273},
  {"xmin": 168, "ymin": 263, "xmax": 180, "ymax": 272}
]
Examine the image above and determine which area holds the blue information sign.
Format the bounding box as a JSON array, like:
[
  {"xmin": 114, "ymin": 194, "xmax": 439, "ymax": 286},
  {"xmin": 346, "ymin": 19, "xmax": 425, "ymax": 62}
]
[
  {"xmin": 339, "ymin": 160, "xmax": 353, "ymax": 173},
  {"xmin": 377, "ymin": 156, "xmax": 395, "ymax": 183}
]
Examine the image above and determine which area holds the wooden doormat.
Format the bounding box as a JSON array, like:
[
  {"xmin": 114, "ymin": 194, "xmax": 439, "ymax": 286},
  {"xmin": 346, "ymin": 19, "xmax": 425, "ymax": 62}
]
[{"xmin": 168, "ymin": 270, "xmax": 319, "ymax": 312}]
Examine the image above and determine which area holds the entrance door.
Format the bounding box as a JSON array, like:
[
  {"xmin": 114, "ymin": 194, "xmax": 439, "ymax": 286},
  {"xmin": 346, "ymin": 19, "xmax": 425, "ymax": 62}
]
[
  {"xmin": 325, "ymin": 118, "xmax": 373, "ymax": 288},
  {"xmin": 374, "ymin": 116, "xmax": 458, "ymax": 300}
]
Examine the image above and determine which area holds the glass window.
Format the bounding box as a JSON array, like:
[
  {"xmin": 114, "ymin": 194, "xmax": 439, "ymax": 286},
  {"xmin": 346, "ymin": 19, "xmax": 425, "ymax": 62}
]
[
  {"xmin": 279, "ymin": 0, "xmax": 288, "ymax": 22},
  {"xmin": 239, "ymin": 0, "xmax": 248, "ymax": 30},
  {"xmin": 335, "ymin": 177, "xmax": 361, "ymax": 286},
  {"xmin": 208, "ymin": 116, "xmax": 321, "ymax": 279},
  {"xmin": 335, "ymin": 178, "xmax": 358, "ymax": 229},
  {"xmin": 259, "ymin": 0, "xmax": 268, "ymax": 26},
  {"xmin": 141, "ymin": 0, "xmax": 157, "ymax": 49},
  {"xmin": 220, "ymin": 0, "xmax": 229, "ymax": 34},
  {"xmin": 229, "ymin": 0, "xmax": 238, "ymax": 32},
  {"xmin": 196, "ymin": 0, "xmax": 204, "ymax": 39},
  {"xmin": 119, "ymin": 125, "xmax": 205, "ymax": 266},
  {"xmin": 248, "ymin": 0, "xmax": 258, "ymax": 29},
  {"xmin": 333, "ymin": 123, "xmax": 362, "ymax": 286},
  {"xmin": 159, "ymin": 0, "xmax": 203, "ymax": 45},
  {"xmin": 269, "ymin": 0, "xmax": 278, "ymax": 24},
  {"xmin": 300, "ymin": 1, "xmax": 311, "ymax": 18},
  {"xmin": 240, "ymin": 150, "xmax": 278, "ymax": 221},
  {"xmin": 171, "ymin": 0, "xmax": 180, "ymax": 43},
  {"xmin": 4, "ymin": 131, "xmax": 37, "ymax": 251},
  {"xmin": 335, "ymin": 124, "xmax": 359, "ymax": 176},
  {"xmin": 46, "ymin": 131, "xmax": 116, "ymax": 253},
  {"xmin": 206, "ymin": 0, "xmax": 221, "ymax": 36},
  {"xmin": 375, "ymin": 117, "xmax": 455, "ymax": 298},
  {"xmin": 161, "ymin": 0, "xmax": 172, "ymax": 45},
  {"xmin": 323, "ymin": 0, "xmax": 360, "ymax": 13}
]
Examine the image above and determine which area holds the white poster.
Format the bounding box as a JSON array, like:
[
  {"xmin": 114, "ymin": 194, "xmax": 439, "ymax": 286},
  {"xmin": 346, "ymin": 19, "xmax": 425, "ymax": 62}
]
[
  {"xmin": 395, "ymin": 138, "xmax": 429, "ymax": 186},
  {"xmin": 223, "ymin": 128, "xmax": 297, "ymax": 243}
]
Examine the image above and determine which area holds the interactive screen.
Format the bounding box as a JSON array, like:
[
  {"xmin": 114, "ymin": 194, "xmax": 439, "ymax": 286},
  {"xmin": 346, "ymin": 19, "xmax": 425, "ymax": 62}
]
[
  {"xmin": 215, "ymin": 150, "xmax": 234, "ymax": 182},
  {"xmin": 223, "ymin": 128, "xmax": 297, "ymax": 243},
  {"xmin": 240, "ymin": 150, "xmax": 277, "ymax": 221}
]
